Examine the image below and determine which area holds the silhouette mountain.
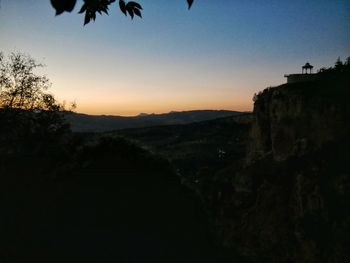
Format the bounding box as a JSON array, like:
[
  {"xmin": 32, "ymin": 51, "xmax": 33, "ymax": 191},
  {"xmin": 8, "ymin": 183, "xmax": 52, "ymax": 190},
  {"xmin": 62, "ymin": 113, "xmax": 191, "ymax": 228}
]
[{"xmin": 65, "ymin": 110, "xmax": 245, "ymax": 132}]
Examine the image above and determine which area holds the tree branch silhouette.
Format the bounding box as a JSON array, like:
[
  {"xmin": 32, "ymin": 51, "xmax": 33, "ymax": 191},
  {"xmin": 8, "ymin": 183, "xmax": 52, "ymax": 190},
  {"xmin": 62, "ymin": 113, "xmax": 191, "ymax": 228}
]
[{"xmin": 50, "ymin": 0, "xmax": 195, "ymax": 25}]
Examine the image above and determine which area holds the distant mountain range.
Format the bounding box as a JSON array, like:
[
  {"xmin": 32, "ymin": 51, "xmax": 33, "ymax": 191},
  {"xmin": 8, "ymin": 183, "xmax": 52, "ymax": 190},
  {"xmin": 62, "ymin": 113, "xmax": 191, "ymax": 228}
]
[{"xmin": 65, "ymin": 110, "xmax": 246, "ymax": 132}]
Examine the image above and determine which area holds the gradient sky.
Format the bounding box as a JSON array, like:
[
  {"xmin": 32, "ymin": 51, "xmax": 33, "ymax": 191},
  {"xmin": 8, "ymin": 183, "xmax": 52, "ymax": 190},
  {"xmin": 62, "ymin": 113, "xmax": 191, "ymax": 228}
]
[{"xmin": 1, "ymin": 0, "xmax": 349, "ymax": 115}]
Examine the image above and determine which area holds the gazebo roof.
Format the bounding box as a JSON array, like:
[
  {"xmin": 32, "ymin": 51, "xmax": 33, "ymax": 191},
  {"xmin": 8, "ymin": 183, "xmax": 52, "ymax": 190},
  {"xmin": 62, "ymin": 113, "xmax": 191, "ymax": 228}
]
[{"xmin": 302, "ymin": 62, "xmax": 313, "ymax": 69}]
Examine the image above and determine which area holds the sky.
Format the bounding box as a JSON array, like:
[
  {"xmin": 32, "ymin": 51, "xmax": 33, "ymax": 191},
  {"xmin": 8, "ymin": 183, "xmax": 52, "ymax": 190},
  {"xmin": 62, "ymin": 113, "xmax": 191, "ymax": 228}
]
[{"xmin": 0, "ymin": 0, "xmax": 349, "ymax": 116}]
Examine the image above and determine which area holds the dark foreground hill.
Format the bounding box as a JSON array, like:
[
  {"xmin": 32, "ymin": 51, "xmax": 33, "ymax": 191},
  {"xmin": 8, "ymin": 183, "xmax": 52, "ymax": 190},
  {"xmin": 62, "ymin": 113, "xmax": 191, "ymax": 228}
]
[
  {"xmin": 0, "ymin": 137, "xmax": 244, "ymax": 263},
  {"xmin": 65, "ymin": 110, "xmax": 244, "ymax": 132}
]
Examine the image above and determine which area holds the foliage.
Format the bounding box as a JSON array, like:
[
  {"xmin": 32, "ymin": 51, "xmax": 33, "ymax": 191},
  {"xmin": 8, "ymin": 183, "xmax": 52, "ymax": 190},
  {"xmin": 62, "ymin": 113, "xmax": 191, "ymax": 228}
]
[
  {"xmin": 50, "ymin": 0, "xmax": 194, "ymax": 25},
  {"xmin": 1, "ymin": 52, "xmax": 57, "ymax": 111},
  {"xmin": 335, "ymin": 57, "xmax": 343, "ymax": 68},
  {"xmin": 0, "ymin": 51, "xmax": 73, "ymax": 155}
]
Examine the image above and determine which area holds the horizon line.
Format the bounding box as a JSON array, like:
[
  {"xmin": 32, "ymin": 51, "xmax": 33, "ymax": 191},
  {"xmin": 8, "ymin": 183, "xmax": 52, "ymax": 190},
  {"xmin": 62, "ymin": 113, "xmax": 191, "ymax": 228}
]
[{"xmin": 69, "ymin": 109, "xmax": 253, "ymax": 117}]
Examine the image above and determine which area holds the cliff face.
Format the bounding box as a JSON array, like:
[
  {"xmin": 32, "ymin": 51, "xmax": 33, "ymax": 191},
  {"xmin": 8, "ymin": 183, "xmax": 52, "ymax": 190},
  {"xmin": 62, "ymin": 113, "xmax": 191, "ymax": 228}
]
[
  {"xmin": 213, "ymin": 73, "xmax": 350, "ymax": 263},
  {"xmin": 250, "ymin": 78, "xmax": 350, "ymax": 162}
]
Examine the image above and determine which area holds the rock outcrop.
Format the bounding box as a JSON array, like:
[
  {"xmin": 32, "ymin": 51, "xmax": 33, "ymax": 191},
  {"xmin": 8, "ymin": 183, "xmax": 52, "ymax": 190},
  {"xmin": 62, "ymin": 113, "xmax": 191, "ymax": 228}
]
[
  {"xmin": 250, "ymin": 75, "xmax": 350, "ymax": 162},
  {"xmin": 212, "ymin": 71, "xmax": 350, "ymax": 262}
]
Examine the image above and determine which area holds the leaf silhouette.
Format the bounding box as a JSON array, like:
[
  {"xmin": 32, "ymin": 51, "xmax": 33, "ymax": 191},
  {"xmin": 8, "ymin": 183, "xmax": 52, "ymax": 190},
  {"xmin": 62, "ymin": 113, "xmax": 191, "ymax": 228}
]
[
  {"xmin": 119, "ymin": 0, "xmax": 127, "ymax": 15},
  {"xmin": 78, "ymin": 4, "xmax": 87, "ymax": 14},
  {"xmin": 128, "ymin": 1, "xmax": 142, "ymax": 10},
  {"xmin": 100, "ymin": 6, "xmax": 109, "ymax": 15},
  {"xmin": 65, "ymin": 0, "xmax": 76, "ymax": 12},
  {"xmin": 187, "ymin": 0, "xmax": 194, "ymax": 9},
  {"xmin": 52, "ymin": 0, "xmax": 192, "ymax": 24},
  {"xmin": 126, "ymin": 5, "xmax": 134, "ymax": 19},
  {"xmin": 84, "ymin": 12, "xmax": 91, "ymax": 25},
  {"xmin": 51, "ymin": 0, "xmax": 76, "ymax": 15},
  {"xmin": 124, "ymin": 1, "xmax": 143, "ymax": 19},
  {"xmin": 134, "ymin": 8, "xmax": 142, "ymax": 18}
]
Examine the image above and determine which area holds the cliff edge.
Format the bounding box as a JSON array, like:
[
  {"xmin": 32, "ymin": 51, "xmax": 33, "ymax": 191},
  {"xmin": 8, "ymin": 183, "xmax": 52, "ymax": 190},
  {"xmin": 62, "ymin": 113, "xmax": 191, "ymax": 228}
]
[{"xmin": 213, "ymin": 67, "xmax": 350, "ymax": 263}]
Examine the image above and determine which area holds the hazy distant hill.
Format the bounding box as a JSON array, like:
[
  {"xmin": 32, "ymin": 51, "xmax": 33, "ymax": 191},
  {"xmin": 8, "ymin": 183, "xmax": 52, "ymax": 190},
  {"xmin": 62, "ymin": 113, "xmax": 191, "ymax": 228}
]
[{"xmin": 65, "ymin": 110, "xmax": 245, "ymax": 132}]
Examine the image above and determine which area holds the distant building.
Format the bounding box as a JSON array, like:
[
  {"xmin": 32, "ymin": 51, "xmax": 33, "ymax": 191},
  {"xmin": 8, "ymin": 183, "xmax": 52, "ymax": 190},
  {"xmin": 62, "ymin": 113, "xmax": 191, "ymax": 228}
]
[{"xmin": 284, "ymin": 62, "xmax": 319, "ymax": 84}]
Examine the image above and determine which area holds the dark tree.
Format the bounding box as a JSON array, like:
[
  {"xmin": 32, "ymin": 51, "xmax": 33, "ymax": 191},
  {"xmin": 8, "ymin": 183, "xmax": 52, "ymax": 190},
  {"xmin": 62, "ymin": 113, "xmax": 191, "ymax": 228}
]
[
  {"xmin": 0, "ymin": 52, "xmax": 58, "ymax": 111},
  {"xmin": 334, "ymin": 57, "xmax": 343, "ymax": 68},
  {"xmin": 0, "ymin": 52, "xmax": 73, "ymax": 155}
]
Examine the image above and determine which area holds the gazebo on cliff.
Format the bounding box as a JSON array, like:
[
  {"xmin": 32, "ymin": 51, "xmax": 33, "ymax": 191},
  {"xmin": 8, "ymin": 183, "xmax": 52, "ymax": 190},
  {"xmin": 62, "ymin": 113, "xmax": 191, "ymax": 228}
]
[
  {"xmin": 284, "ymin": 62, "xmax": 318, "ymax": 84},
  {"xmin": 302, "ymin": 62, "xmax": 314, "ymax": 74}
]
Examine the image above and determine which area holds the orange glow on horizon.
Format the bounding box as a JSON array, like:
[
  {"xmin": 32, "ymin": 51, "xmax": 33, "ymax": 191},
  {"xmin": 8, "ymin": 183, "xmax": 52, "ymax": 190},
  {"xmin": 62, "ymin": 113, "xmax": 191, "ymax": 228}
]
[
  {"xmin": 74, "ymin": 99, "xmax": 253, "ymax": 116},
  {"xmin": 53, "ymin": 82, "xmax": 256, "ymax": 115}
]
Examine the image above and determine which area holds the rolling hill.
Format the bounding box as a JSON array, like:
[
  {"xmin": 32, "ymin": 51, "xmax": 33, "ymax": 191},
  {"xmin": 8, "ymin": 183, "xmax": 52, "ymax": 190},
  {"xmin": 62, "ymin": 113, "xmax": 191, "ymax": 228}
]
[{"xmin": 65, "ymin": 110, "xmax": 246, "ymax": 132}]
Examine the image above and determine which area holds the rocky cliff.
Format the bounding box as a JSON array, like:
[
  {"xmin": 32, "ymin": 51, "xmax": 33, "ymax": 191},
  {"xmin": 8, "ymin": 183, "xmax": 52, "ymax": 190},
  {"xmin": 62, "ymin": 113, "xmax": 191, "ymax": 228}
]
[
  {"xmin": 212, "ymin": 70, "xmax": 350, "ymax": 262},
  {"xmin": 250, "ymin": 74, "xmax": 350, "ymax": 162}
]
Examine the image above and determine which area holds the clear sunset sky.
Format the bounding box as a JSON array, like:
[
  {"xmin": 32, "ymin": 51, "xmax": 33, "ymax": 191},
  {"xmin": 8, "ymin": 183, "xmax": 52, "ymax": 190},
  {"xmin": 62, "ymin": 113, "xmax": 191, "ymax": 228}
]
[{"xmin": 1, "ymin": 0, "xmax": 349, "ymax": 116}]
